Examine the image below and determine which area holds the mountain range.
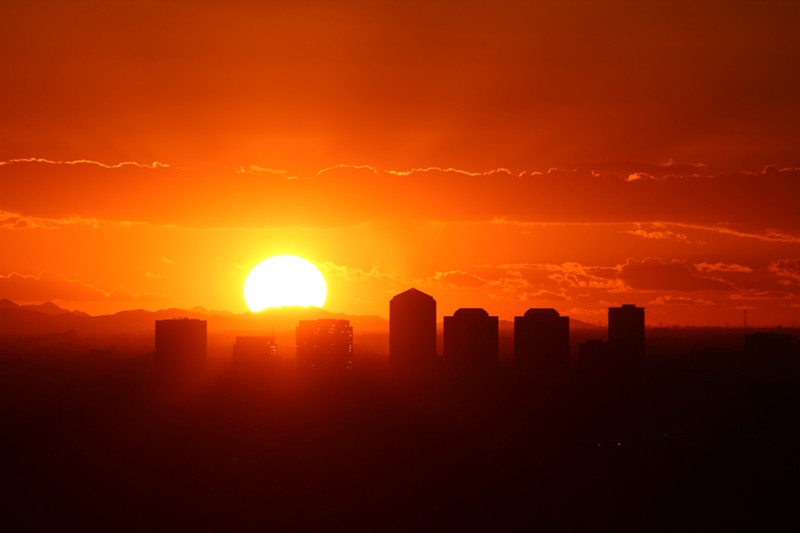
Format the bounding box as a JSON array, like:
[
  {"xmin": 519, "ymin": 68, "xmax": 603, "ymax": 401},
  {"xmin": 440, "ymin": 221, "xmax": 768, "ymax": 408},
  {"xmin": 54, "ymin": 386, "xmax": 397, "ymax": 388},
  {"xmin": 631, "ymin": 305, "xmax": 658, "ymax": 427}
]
[{"xmin": 0, "ymin": 299, "xmax": 604, "ymax": 339}]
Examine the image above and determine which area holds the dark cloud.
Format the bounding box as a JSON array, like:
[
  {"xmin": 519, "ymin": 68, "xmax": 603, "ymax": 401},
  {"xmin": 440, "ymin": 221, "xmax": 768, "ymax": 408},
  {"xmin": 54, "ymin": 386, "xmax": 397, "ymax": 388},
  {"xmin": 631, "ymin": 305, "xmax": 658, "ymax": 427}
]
[
  {"xmin": 650, "ymin": 295, "xmax": 713, "ymax": 306},
  {"xmin": 695, "ymin": 262, "xmax": 753, "ymax": 273},
  {"xmin": 769, "ymin": 259, "xmax": 800, "ymax": 286},
  {"xmin": 621, "ymin": 258, "xmax": 733, "ymax": 292},
  {"xmin": 731, "ymin": 290, "xmax": 797, "ymax": 301},
  {"xmin": 4, "ymin": 160, "xmax": 800, "ymax": 234},
  {"xmin": 544, "ymin": 263, "xmax": 624, "ymax": 291},
  {"xmin": 0, "ymin": 270, "xmax": 170, "ymax": 304},
  {"xmin": 0, "ymin": 271, "xmax": 108, "ymax": 302}
]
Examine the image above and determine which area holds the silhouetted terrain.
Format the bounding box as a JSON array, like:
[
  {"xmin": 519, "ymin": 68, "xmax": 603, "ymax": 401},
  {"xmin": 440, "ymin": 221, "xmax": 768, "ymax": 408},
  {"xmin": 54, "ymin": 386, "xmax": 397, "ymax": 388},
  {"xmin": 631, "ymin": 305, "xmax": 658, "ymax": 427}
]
[
  {"xmin": 2, "ymin": 330, "xmax": 799, "ymax": 530},
  {"xmin": 2, "ymin": 303, "xmax": 799, "ymax": 529},
  {"xmin": 0, "ymin": 299, "xmax": 387, "ymax": 338}
]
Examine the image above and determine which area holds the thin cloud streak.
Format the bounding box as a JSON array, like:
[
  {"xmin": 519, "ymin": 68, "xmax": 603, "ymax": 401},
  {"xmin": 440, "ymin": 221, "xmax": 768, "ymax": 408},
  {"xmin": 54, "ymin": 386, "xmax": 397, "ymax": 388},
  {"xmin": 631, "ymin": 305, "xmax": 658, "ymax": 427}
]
[
  {"xmin": 0, "ymin": 158, "xmax": 171, "ymax": 169},
  {"xmin": 384, "ymin": 167, "xmax": 515, "ymax": 178},
  {"xmin": 3, "ymin": 158, "xmax": 800, "ymax": 232},
  {"xmin": 0, "ymin": 270, "xmax": 172, "ymax": 303},
  {"xmin": 0, "ymin": 210, "xmax": 143, "ymax": 230},
  {"xmin": 669, "ymin": 223, "xmax": 800, "ymax": 244}
]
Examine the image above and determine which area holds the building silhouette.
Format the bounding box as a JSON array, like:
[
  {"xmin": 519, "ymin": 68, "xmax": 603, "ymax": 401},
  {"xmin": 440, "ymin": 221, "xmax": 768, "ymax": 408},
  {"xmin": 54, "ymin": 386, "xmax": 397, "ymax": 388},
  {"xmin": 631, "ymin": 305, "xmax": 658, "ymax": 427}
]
[
  {"xmin": 296, "ymin": 319, "xmax": 353, "ymax": 373},
  {"xmin": 390, "ymin": 288, "xmax": 437, "ymax": 374},
  {"xmin": 514, "ymin": 308, "xmax": 569, "ymax": 377},
  {"xmin": 608, "ymin": 304, "xmax": 645, "ymax": 363},
  {"xmin": 444, "ymin": 308, "xmax": 498, "ymax": 375},
  {"xmin": 744, "ymin": 332, "xmax": 792, "ymax": 358},
  {"xmin": 233, "ymin": 336, "xmax": 278, "ymax": 369},
  {"xmin": 578, "ymin": 339, "xmax": 608, "ymax": 371},
  {"xmin": 154, "ymin": 318, "xmax": 207, "ymax": 373},
  {"xmin": 745, "ymin": 332, "xmax": 793, "ymax": 377}
]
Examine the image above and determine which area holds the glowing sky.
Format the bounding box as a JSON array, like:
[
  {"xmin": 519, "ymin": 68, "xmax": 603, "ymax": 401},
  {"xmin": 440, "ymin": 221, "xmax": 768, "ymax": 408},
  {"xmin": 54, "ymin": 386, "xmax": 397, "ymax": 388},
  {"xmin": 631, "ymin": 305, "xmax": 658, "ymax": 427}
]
[{"xmin": 2, "ymin": 1, "xmax": 800, "ymax": 325}]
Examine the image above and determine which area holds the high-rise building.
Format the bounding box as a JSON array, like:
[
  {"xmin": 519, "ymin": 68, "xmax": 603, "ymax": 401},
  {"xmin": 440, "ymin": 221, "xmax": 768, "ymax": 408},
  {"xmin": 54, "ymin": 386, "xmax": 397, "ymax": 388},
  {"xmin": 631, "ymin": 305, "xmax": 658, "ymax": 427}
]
[
  {"xmin": 578, "ymin": 339, "xmax": 609, "ymax": 371},
  {"xmin": 514, "ymin": 308, "xmax": 569, "ymax": 376},
  {"xmin": 744, "ymin": 332, "xmax": 793, "ymax": 378},
  {"xmin": 608, "ymin": 304, "xmax": 645, "ymax": 362},
  {"xmin": 744, "ymin": 332, "xmax": 792, "ymax": 358},
  {"xmin": 296, "ymin": 319, "xmax": 353, "ymax": 373},
  {"xmin": 154, "ymin": 318, "xmax": 207, "ymax": 373},
  {"xmin": 390, "ymin": 288, "xmax": 436, "ymax": 373},
  {"xmin": 443, "ymin": 308, "xmax": 498, "ymax": 374}
]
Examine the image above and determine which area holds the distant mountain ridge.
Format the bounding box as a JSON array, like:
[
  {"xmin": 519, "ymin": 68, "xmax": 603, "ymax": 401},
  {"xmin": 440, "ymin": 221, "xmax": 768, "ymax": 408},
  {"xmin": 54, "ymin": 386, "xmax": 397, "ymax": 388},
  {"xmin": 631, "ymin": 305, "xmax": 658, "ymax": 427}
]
[
  {"xmin": 0, "ymin": 298, "xmax": 20, "ymax": 310},
  {"xmin": 0, "ymin": 300, "xmax": 388, "ymax": 338},
  {"xmin": 0, "ymin": 300, "xmax": 604, "ymax": 338}
]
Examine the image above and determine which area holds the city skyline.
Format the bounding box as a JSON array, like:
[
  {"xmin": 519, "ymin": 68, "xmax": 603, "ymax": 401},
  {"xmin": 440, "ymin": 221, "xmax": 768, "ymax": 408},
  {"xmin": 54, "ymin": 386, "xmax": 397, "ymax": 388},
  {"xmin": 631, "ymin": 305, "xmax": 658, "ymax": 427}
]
[
  {"xmin": 149, "ymin": 289, "xmax": 648, "ymax": 374},
  {"xmin": 3, "ymin": 3, "xmax": 799, "ymax": 529},
  {"xmin": 0, "ymin": 291, "xmax": 782, "ymax": 329}
]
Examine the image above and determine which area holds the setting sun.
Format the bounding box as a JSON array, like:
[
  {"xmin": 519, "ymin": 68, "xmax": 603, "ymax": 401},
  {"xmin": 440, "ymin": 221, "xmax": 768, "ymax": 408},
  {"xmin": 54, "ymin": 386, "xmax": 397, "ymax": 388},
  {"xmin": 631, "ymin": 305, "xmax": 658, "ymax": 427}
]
[{"xmin": 243, "ymin": 255, "xmax": 327, "ymax": 312}]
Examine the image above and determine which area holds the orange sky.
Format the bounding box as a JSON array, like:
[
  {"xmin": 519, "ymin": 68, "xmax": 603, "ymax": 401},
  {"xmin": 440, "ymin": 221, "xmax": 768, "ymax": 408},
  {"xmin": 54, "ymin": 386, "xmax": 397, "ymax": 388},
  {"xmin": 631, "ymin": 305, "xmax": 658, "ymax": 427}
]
[{"xmin": 2, "ymin": 1, "xmax": 800, "ymax": 326}]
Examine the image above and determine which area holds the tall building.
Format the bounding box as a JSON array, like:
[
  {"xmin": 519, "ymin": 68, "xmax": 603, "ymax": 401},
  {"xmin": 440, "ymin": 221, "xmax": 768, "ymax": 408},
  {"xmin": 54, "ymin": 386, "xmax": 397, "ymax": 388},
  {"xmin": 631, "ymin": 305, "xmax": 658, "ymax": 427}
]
[
  {"xmin": 444, "ymin": 308, "xmax": 498, "ymax": 374},
  {"xmin": 608, "ymin": 304, "xmax": 645, "ymax": 362},
  {"xmin": 578, "ymin": 339, "xmax": 609, "ymax": 371},
  {"xmin": 154, "ymin": 318, "xmax": 207, "ymax": 373},
  {"xmin": 744, "ymin": 332, "xmax": 792, "ymax": 358},
  {"xmin": 390, "ymin": 288, "xmax": 436, "ymax": 373},
  {"xmin": 296, "ymin": 319, "xmax": 353, "ymax": 373},
  {"xmin": 514, "ymin": 308, "xmax": 569, "ymax": 376},
  {"xmin": 744, "ymin": 331, "xmax": 794, "ymax": 378}
]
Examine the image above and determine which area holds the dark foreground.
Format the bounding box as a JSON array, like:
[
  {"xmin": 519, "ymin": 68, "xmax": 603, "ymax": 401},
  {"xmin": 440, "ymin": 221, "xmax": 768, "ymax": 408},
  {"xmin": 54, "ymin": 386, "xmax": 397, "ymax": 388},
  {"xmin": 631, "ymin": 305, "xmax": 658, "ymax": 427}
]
[{"xmin": 2, "ymin": 353, "xmax": 798, "ymax": 531}]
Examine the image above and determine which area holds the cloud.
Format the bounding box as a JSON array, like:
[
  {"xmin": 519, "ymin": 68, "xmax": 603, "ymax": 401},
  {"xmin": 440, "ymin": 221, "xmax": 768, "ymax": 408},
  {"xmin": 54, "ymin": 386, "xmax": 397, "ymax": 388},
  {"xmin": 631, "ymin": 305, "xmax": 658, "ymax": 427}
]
[
  {"xmin": 494, "ymin": 274, "xmax": 534, "ymax": 292},
  {"xmin": 161, "ymin": 256, "xmax": 176, "ymax": 266},
  {"xmin": 384, "ymin": 167, "xmax": 514, "ymax": 178},
  {"xmin": 626, "ymin": 172, "xmax": 657, "ymax": 182},
  {"xmin": 320, "ymin": 262, "xmax": 398, "ymax": 283},
  {"xmin": 0, "ymin": 271, "xmax": 171, "ymax": 304},
  {"xmin": 0, "ymin": 210, "xmax": 104, "ymax": 230},
  {"xmin": 545, "ymin": 262, "xmax": 625, "ymax": 291},
  {"xmin": 476, "ymin": 262, "xmax": 626, "ymax": 293},
  {"xmin": 518, "ymin": 289, "xmax": 571, "ymax": 302},
  {"xmin": 232, "ymin": 165, "xmax": 289, "ymax": 175},
  {"xmin": 0, "ymin": 211, "xmax": 58, "ymax": 230},
  {"xmin": 591, "ymin": 160, "xmax": 709, "ymax": 181},
  {"xmin": 316, "ymin": 164, "xmax": 379, "ymax": 177},
  {"xmin": 674, "ymin": 224, "xmax": 800, "ymax": 244},
  {"xmin": 695, "ymin": 262, "xmax": 753, "ymax": 273},
  {"xmin": 0, "ymin": 271, "xmax": 108, "ymax": 301},
  {"xmin": 3, "ymin": 159, "xmax": 800, "ymax": 235},
  {"xmin": 497, "ymin": 219, "xmax": 799, "ymax": 245},
  {"xmin": 731, "ymin": 290, "xmax": 797, "ymax": 301},
  {"xmin": 768, "ymin": 259, "xmax": 800, "ymax": 285},
  {"xmin": 650, "ymin": 295, "xmax": 713, "ymax": 305},
  {"xmin": 625, "ymin": 222, "xmax": 800, "ymax": 244},
  {"xmin": 428, "ymin": 270, "xmax": 488, "ymax": 289},
  {"xmin": 518, "ymin": 167, "xmax": 585, "ymax": 178},
  {"xmin": 0, "ymin": 158, "xmax": 170, "ymax": 169},
  {"xmin": 620, "ymin": 258, "xmax": 733, "ymax": 291},
  {"xmin": 626, "ymin": 227, "xmax": 690, "ymax": 242}
]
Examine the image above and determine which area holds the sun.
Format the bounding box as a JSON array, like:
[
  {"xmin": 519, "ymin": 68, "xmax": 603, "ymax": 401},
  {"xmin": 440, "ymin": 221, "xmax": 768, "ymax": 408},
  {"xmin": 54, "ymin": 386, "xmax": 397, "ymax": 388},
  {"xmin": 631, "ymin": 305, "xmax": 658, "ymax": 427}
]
[{"xmin": 244, "ymin": 255, "xmax": 327, "ymax": 312}]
